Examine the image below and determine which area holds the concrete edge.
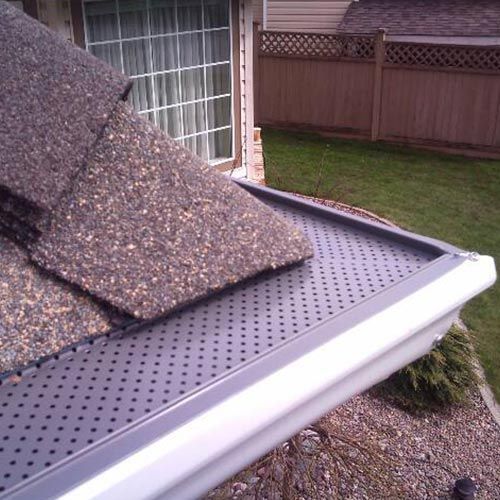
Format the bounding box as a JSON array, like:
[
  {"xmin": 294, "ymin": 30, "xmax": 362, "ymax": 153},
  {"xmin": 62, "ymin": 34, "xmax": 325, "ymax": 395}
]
[
  {"xmin": 476, "ymin": 365, "xmax": 500, "ymax": 428},
  {"xmin": 454, "ymin": 318, "xmax": 500, "ymax": 427}
]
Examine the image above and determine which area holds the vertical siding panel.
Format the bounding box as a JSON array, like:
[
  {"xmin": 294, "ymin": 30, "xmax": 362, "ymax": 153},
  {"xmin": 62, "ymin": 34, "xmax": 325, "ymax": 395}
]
[
  {"xmin": 449, "ymin": 76, "xmax": 462, "ymax": 144},
  {"xmin": 257, "ymin": 56, "xmax": 374, "ymax": 134},
  {"xmin": 375, "ymin": 67, "xmax": 500, "ymax": 151},
  {"xmin": 492, "ymin": 83, "xmax": 500, "ymax": 147},
  {"xmin": 265, "ymin": 0, "xmax": 352, "ymax": 34},
  {"xmin": 253, "ymin": 0, "xmax": 263, "ymax": 26}
]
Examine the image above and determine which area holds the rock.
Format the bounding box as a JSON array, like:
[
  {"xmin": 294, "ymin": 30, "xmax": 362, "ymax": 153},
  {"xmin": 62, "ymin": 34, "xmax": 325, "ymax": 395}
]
[
  {"xmin": 232, "ymin": 482, "xmax": 247, "ymax": 493},
  {"xmin": 273, "ymin": 464, "xmax": 284, "ymax": 481}
]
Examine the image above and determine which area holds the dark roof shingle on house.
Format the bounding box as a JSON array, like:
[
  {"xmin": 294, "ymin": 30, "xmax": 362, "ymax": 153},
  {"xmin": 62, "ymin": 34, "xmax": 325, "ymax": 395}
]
[
  {"xmin": 338, "ymin": 0, "xmax": 500, "ymax": 36},
  {"xmin": 0, "ymin": 0, "xmax": 313, "ymax": 374},
  {"xmin": 0, "ymin": 235, "xmax": 114, "ymax": 376},
  {"xmin": 33, "ymin": 102, "xmax": 313, "ymax": 320},
  {"xmin": 0, "ymin": 1, "xmax": 131, "ymax": 213}
]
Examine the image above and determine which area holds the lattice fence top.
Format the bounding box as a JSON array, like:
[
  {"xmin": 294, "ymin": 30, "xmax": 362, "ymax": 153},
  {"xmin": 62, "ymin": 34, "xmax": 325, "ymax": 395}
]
[
  {"xmin": 258, "ymin": 30, "xmax": 500, "ymax": 72},
  {"xmin": 385, "ymin": 42, "xmax": 500, "ymax": 72},
  {"xmin": 259, "ymin": 31, "xmax": 375, "ymax": 60}
]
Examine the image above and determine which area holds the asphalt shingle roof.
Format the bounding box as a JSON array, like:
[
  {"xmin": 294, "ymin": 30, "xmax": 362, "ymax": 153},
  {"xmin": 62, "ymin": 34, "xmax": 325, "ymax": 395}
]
[
  {"xmin": 338, "ymin": 0, "xmax": 500, "ymax": 36},
  {"xmin": 0, "ymin": 235, "xmax": 114, "ymax": 376},
  {"xmin": 0, "ymin": 188, "xmax": 43, "ymax": 233},
  {"xmin": 0, "ymin": 0, "xmax": 313, "ymax": 377},
  {"xmin": 0, "ymin": 0, "xmax": 131, "ymax": 212},
  {"xmin": 33, "ymin": 103, "xmax": 313, "ymax": 320}
]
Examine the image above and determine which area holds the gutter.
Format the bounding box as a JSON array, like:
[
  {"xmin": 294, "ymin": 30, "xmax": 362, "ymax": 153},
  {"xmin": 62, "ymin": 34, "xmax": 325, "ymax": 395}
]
[{"xmin": 55, "ymin": 255, "xmax": 495, "ymax": 500}]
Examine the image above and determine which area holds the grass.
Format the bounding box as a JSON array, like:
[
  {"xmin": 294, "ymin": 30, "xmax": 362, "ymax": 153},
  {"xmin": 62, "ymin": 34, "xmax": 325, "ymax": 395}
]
[{"xmin": 263, "ymin": 128, "xmax": 500, "ymax": 401}]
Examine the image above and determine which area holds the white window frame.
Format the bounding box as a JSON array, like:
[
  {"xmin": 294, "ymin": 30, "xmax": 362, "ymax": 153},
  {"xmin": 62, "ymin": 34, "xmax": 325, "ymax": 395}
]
[{"xmin": 82, "ymin": 0, "xmax": 235, "ymax": 166}]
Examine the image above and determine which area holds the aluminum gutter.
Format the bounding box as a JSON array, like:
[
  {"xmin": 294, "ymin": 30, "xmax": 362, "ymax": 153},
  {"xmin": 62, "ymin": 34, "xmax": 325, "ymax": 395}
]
[
  {"xmin": 57, "ymin": 254, "xmax": 494, "ymax": 500},
  {"xmin": 1, "ymin": 183, "xmax": 496, "ymax": 499},
  {"xmin": 6, "ymin": 252, "xmax": 495, "ymax": 500}
]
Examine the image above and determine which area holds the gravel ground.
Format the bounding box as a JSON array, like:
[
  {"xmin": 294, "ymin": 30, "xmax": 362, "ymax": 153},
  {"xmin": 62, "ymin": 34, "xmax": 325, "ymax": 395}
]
[
  {"xmin": 329, "ymin": 390, "xmax": 499, "ymax": 499},
  {"xmin": 207, "ymin": 390, "xmax": 499, "ymax": 499}
]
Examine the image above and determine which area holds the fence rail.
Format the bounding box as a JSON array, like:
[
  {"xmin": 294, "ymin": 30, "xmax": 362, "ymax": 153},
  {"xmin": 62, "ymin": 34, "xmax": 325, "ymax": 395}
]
[{"xmin": 255, "ymin": 29, "xmax": 500, "ymax": 157}]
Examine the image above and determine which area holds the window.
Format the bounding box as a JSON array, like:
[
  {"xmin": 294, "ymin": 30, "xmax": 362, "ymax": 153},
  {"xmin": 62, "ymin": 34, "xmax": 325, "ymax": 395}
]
[{"xmin": 83, "ymin": 0, "xmax": 233, "ymax": 164}]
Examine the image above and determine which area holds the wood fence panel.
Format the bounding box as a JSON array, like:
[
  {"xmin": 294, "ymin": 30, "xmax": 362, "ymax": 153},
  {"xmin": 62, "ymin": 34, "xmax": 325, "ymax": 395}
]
[
  {"xmin": 379, "ymin": 69, "xmax": 500, "ymax": 148},
  {"xmin": 258, "ymin": 57, "xmax": 374, "ymax": 134},
  {"xmin": 492, "ymin": 92, "xmax": 500, "ymax": 147},
  {"xmin": 256, "ymin": 31, "xmax": 500, "ymax": 157}
]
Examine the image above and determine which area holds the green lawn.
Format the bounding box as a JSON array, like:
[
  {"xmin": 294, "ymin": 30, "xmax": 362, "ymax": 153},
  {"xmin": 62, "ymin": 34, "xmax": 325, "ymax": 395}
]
[{"xmin": 263, "ymin": 128, "xmax": 500, "ymax": 401}]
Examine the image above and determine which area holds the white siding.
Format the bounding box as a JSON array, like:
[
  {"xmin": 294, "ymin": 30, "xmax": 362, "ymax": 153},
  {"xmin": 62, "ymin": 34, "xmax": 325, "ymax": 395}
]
[
  {"xmin": 239, "ymin": 0, "xmax": 255, "ymax": 176},
  {"xmin": 257, "ymin": 0, "xmax": 352, "ymax": 34},
  {"xmin": 253, "ymin": 0, "xmax": 264, "ymax": 27}
]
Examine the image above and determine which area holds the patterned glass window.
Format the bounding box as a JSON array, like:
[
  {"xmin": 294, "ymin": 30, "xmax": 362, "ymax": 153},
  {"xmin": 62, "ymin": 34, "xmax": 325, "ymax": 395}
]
[{"xmin": 84, "ymin": 0, "xmax": 233, "ymax": 164}]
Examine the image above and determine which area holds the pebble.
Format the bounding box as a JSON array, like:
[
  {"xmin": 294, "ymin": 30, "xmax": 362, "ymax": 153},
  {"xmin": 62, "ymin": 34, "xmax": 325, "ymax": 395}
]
[{"xmin": 231, "ymin": 482, "xmax": 247, "ymax": 492}]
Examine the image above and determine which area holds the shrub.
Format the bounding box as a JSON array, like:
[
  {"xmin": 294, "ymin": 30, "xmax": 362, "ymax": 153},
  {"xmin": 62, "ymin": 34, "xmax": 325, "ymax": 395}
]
[
  {"xmin": 207, "ymin": 421, "xmax": 407, "ymax": 499},
  {"xmin": 380, "ymin": 325, "xmax": 480, "ymax": 412}
]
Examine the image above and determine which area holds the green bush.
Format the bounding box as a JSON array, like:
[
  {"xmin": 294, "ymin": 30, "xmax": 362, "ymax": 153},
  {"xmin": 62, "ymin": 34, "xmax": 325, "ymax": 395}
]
[{"xmin": 380, "ymin": 325, "xmax": 480, "ymax": 412}]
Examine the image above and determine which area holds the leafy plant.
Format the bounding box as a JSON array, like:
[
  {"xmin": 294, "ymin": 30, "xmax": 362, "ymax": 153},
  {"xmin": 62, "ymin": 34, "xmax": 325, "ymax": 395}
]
[{"xmin": 380, "ymin": 325, "xmax": 480, "ymax": 412}]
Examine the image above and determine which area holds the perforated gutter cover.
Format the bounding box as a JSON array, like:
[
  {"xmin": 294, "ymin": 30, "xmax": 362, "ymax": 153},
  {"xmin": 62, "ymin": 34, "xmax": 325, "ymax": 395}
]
[{"xmin": 0, "ymin": 181, "xmax": 496, "ymax": 499}]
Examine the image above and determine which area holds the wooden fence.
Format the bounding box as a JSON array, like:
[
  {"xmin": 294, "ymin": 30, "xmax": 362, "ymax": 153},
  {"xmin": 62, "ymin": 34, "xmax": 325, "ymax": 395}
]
[{"xmin": 255, "ymin": 29, "xmax": 500, "ymax": 158}]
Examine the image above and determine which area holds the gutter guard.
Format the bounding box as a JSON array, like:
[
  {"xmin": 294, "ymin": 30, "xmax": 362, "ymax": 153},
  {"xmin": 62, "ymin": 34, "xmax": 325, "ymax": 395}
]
[
  {"xmin": 0, "ymin": 181, "xmax": 495, "ymax": 499},
  {"xmin": 60, "ymin": 255, "xmax": 495, "ymax": 500}
]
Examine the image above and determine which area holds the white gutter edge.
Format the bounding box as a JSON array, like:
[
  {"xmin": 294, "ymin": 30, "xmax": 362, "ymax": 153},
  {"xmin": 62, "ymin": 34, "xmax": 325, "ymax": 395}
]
[{"xmin": 59, "ymin": 255, "xmax": 496, "ymax": 500}]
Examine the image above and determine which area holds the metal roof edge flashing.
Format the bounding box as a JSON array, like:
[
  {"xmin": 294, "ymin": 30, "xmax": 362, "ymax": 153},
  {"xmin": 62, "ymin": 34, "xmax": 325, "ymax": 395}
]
[{"xmin": 235, "ymin": 180, "xmax": 462, "ymax": 256}]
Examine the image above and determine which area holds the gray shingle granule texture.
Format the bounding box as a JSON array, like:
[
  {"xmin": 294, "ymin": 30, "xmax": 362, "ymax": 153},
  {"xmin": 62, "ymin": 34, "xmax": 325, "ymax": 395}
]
[
  {"xmin": 0, "ymin": 0, "xmax": 131, "ymax": 212},
  {"xmin": 0, "ymin": 235, "xmax": 113, "ymax": 376},
  {"xmin": 0, "ymin": 209, "xmax": 39, "ymax": 249},
  {"xmin": 0, "ymin": 188, "xmax": 45, "ymax": 232},
  {"xmin": 33, "ymin": 102, "xmax": 313, "ymax": 320}
]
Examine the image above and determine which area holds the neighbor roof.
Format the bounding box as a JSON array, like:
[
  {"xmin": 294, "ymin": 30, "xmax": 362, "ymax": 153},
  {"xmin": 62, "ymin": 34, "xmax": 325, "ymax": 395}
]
[{"xmin": 338, "ymin": 0, "xmax": 500, "ymax": 36}]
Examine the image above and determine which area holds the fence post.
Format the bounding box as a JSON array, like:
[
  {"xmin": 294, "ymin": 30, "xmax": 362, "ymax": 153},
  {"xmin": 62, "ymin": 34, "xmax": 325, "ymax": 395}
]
[{"xmin": 371, "ymin": 28, "xmax": 386, "ymax": 141}]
